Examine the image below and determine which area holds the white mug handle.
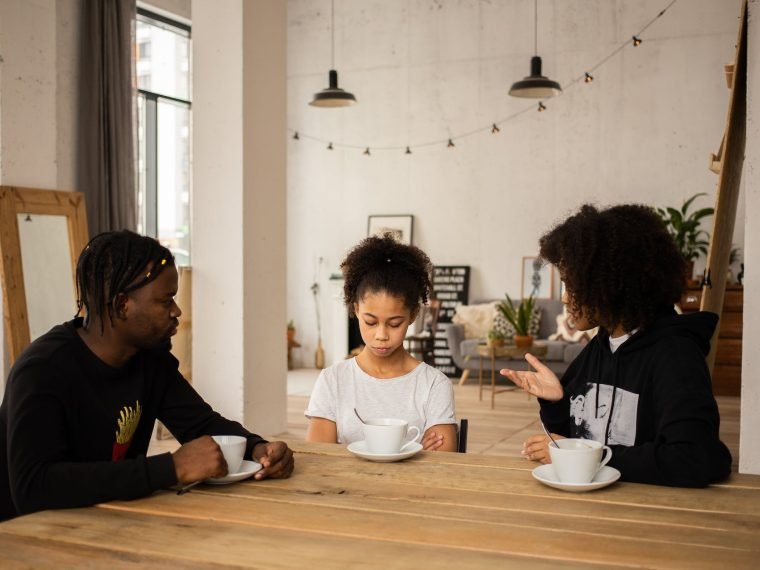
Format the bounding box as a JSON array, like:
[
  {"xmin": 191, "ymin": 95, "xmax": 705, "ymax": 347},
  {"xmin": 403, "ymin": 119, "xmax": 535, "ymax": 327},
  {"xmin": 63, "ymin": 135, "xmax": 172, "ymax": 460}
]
[
  {"xmin": 405, "ymin": 425, "xmax": 421, "ymax": 443},
  {"xmin": 595, "ymin": 445, "xmax": 613, "ymax": 475}
]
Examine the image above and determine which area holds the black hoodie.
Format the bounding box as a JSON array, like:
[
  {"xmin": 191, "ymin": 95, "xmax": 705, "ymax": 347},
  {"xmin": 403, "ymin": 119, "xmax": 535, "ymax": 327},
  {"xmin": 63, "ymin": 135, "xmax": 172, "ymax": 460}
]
[{"xmin": 540, "ymin": 309, "xmax": 732, "ymax": 487}]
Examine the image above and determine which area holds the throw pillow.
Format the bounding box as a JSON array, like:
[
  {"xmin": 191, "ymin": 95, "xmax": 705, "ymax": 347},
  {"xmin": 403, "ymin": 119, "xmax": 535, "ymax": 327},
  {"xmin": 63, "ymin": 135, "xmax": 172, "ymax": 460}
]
[
  {"xmin": 452, "ymin": 302, "xmax": 498, "ymax": 339},
  {"xmin": 549, "ymin": 310, "xmax": 598, "ymax": 343},
  {"xmin": 493, "ymin": 305, "xmax": 542, "ymax": 339}
]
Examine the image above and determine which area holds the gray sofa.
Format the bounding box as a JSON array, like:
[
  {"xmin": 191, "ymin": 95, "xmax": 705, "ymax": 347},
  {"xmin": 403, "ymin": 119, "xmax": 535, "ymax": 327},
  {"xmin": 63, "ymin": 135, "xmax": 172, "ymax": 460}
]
[{"xmin": 446, "ymin": 298, "xmax": 585, "ymax": 384}]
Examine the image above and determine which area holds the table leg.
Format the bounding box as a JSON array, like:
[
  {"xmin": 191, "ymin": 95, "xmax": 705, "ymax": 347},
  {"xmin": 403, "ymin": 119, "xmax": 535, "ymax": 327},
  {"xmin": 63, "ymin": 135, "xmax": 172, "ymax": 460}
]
[
  {"xmin": 478, "ymin": 355, "xmax": 484, "ymax": 401},
  {"xmin": 491, "ymin": 352, "xmax": 496, "ymax": 409}
]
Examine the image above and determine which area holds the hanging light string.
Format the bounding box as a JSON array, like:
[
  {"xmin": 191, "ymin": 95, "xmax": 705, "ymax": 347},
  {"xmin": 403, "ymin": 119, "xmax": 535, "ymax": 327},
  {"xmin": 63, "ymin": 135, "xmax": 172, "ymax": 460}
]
[{"xmin": 293, "ymin": 0, "xmax": 678, "ymax": 154}]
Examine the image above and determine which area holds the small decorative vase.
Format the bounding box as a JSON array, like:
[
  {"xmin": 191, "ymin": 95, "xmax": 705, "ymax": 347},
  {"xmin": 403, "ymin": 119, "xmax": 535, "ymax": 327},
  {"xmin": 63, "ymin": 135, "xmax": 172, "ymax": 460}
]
[
  {"xmin": 315, "ymin": 337, "xmax": 325, "ymax": 369},
  {"xmin": 513, "ymin": 335, "xmax": 534, "ymax": 349}
]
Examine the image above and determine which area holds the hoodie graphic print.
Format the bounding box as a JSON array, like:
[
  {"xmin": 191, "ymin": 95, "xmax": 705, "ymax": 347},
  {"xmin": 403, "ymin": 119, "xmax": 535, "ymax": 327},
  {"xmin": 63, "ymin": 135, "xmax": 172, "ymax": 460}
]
[{"xmin": 569, "ymin": 383, "xmax": 638, "ymax": 446}]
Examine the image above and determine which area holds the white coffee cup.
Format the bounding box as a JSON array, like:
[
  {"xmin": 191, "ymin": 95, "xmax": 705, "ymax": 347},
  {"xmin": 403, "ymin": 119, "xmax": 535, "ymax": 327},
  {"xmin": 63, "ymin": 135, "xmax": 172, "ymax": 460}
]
[
  {"xmin": 363, "ymin": 418, "xmax": 422, "ymax": 454},
  {"xmin": 548, "ymin": 438, "xmax": 612, "ymax": 484},
  {"xmin": 212, "ymin": 435, "xmax": 247, "ymax": 475}
]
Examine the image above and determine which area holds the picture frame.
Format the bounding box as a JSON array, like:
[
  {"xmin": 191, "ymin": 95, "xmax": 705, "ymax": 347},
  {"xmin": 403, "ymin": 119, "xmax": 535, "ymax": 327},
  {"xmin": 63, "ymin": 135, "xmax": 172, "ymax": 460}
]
[
  {"xmin": 521, "ymin": 256, "xmax": 554, "ymax": 299},
  {"xmin": 367, "ymin": 215, "xmax": 414, "ymax": 245}
]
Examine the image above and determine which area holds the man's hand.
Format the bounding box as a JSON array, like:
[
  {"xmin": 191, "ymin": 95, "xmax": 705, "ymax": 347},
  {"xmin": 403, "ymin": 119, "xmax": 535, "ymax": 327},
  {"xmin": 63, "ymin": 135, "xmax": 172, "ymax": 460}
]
[
  {"xmin": 521, "ymin": 433, "xmax": 565, "ymax": 463},
  {"xmin": 252, "ymin": 441, "xmax": 295, "ymax": 480},
  {"xmin": 172, "ymin": 435, "xmax": 227, "ymax": 484}
]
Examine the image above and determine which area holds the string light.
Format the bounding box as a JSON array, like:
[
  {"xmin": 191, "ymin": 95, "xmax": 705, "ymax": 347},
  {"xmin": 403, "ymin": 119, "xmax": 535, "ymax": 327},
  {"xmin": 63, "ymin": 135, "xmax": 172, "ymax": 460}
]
[{"xmin": 292, "ymin": 1, "xmax": 677, "ymax": 154}]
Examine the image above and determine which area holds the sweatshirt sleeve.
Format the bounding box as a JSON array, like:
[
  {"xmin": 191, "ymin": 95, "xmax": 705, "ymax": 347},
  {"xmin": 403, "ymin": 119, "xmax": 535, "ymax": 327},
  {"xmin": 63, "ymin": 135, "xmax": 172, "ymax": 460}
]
[
  {"xmin": 156, "ymin": 362, "xmax": 267, "ymax": 461},
  {"xmin": 608, "ymin": 341, "xmax": 732, "ymax": 487},
  {"xmin": 6, "ymin": 362, "xmax": 179, "ymax": 516}
]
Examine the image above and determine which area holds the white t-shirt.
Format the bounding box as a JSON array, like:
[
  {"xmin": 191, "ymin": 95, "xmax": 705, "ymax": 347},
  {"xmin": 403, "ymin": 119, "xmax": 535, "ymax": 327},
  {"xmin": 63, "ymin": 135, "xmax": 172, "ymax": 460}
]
[{"xmin": 304, "ymin": 358, "xmax": 457, "ymax": 445}]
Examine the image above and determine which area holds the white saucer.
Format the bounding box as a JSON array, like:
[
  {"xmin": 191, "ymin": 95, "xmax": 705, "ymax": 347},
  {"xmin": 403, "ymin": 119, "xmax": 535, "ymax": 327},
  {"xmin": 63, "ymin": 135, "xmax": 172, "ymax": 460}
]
[
  {"xmin": 532, "ymin": 464, "xmax": 621, "ymax": 492},
  {"xmin": 347, "ymin": 440, "xmax": 423, "ymax": 462},
  {"xmin": 205, "ymin": 460, "xmax": 263, "ymax": 485}
]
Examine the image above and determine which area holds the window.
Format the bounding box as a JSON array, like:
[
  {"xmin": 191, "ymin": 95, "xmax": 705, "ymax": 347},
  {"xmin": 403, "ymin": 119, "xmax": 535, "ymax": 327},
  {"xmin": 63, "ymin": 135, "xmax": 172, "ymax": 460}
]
[{"xmin": 135, "ymin": 9, "xmax": 192, "ymax": 266}]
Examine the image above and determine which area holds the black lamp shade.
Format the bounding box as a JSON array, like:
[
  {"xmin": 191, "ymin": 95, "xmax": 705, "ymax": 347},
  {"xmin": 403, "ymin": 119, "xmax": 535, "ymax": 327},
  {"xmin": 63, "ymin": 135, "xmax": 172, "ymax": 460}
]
[
  {"xmin": 509, "ymin": 56, "xmax": 562, "ymax": 99},
  {"xmin": 310, "ymin": 69, "xmax": 357, "ymax": 107}
]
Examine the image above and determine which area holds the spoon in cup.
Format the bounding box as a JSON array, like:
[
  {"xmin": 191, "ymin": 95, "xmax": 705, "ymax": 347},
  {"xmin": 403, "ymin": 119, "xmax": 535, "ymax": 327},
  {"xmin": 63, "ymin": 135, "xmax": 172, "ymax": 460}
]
[
  {"xmin": 541, "ymin": 420, "xmax": 560, "ymax": 448},
  {"xmin": 354, "ymin": 408, "xmax": 367, "ymax": 424}
]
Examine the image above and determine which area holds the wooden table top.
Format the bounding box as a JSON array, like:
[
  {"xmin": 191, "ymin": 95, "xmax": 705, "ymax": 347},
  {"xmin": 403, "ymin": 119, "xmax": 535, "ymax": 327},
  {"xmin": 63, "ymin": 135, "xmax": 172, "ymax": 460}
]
[{"xmin": 2, "ymin": 440, "xmax": 759, "ymax": 568}]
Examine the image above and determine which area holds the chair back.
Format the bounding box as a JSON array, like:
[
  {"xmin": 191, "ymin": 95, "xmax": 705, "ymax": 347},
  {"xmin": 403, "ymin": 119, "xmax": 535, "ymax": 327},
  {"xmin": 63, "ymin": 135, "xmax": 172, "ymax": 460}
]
[{"xmin": 457, "ymin": 418, "xmax": 468, "ymax": 453}]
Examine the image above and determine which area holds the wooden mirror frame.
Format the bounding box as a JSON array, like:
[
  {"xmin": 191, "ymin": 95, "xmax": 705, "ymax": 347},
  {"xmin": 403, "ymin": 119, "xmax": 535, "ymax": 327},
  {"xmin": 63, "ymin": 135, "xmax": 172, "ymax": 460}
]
[{"xmin": 0, "ymin": 186, "xmax": 89, "ymax": 364}]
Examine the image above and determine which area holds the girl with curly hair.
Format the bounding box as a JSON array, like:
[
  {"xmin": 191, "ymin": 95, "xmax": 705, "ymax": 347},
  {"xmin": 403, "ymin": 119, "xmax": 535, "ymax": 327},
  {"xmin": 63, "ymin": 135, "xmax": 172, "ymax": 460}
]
[
  {"xmin": 501, "ymin": 204, "xmax": 732, "ymax": 487},
  {"xmin": 305, "ymin": 234, "xmax": 457, "ymax": 451}
]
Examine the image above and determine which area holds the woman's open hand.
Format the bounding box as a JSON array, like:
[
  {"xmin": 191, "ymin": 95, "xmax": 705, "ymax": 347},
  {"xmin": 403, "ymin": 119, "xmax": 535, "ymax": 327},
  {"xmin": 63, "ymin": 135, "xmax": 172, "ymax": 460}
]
[{"xmin": 500, "ymin": 353, "xmax": 564, "ymax": 401}]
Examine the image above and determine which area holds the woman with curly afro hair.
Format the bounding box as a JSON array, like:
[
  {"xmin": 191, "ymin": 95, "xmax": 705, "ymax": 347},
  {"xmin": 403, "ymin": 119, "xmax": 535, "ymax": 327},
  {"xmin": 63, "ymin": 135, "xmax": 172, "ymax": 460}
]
[
  {"xmin": 305, "ymin": 234, "xmax": 457, "ymax": 452},
  {"xmin": 501, "ymin": 204, "xmax": 731, "ymax": 487}
]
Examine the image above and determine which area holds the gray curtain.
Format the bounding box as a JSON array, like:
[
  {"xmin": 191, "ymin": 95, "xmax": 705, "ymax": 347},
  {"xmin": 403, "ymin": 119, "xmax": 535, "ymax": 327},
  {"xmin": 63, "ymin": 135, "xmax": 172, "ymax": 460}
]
[{"xmin": 77, "ymin": 0, "xmax": 136, "ymax": 235}]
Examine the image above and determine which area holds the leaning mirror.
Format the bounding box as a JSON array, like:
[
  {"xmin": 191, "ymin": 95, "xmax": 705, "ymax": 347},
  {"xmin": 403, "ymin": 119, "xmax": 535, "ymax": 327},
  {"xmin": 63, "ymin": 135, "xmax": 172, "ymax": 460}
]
[{"xmin": 0, "ymin": 186, "xmax": 89, "ymax": 363}]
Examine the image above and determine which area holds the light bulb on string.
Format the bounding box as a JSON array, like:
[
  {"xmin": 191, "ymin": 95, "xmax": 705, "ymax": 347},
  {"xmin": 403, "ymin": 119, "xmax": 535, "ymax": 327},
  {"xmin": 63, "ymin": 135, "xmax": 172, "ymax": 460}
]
[
  {"xmin": 632, "ymin": 36, "xmax": 642, "ymax": 47},
  {"xmin": 405, "ymin": 147, "xmax": 412, "ymax": 155},
  {"xmin": 447, "ymin": 139, "xmax": 455, "ymax": 148},
  {"xmin": 293, "ymin": 131, "xmax": 300, "ymax": 140},
  {"xmin": 584, "ymin": 72, "xmax": 594, "ymax": 83},
  {"xmin": 537, "ymin": 101, "xmax": 547, "ymax": 112},
  {"xmin": 327, "ymin": 142, "xmax": 334, "ymax": 150},
  {"xmin": 363, "ymin": 147, "xmax": 371, "ymax": 156},
  {"xmin": 491, "ymin": 124, "xmax": 500, "ymax": 134}
]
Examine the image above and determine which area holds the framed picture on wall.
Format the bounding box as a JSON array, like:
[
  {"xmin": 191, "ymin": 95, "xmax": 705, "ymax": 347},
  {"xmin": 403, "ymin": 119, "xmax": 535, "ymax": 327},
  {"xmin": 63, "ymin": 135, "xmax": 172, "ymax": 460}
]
[
  {"xmin": 521, "ymin": 256, "xmax": 554, "ymax": 299},
  {"xmin": 367, "ymin": 215, "xmax": 414, "ymax": 245}
]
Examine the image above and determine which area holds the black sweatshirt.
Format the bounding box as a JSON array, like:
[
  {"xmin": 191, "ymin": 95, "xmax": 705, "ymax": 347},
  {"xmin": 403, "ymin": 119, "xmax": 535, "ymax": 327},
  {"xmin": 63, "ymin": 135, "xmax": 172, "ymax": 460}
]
[
  {"xmin": 0, "ymin": 319, "xmax": 266, "ymax": 521},
  {"xmin": 540, "ymin": 309, "xmax": 732, "ymax": 487}
]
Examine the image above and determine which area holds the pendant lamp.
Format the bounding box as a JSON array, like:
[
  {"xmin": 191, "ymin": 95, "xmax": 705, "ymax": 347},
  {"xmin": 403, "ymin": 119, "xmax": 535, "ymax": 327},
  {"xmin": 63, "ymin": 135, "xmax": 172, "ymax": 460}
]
[
  {"xmin": 310, "ymin": 0, "xmax": 356, "ymax": 107},
  {"xmin": 509, "ymin": 0, "xmax": 562, "ymax": 99}
]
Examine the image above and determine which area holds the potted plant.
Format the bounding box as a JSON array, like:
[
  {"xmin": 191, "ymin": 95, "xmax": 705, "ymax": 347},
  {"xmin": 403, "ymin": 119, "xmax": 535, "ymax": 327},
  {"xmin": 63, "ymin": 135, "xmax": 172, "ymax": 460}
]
[
  {"xmin": 654, "ymin": 193, "xmax": 714, "ymax": 280},
  {"xmin": 487, "ymin": 329, "xmax": 506, "ymax": 348},
  {"xmin": 287, "ymin": 320, "xmax": 296, "ymax": 344},
  {"xmin": 497, "ymin": 294, "xmax": 536, "ymax": 349}
]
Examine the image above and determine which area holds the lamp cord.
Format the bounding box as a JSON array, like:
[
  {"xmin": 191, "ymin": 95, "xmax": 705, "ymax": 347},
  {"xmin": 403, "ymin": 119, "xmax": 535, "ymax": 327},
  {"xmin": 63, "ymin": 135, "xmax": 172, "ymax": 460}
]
[
  {"xmin": 534, "ymin": 0, "xmax": 538, "ymax": 56},
  {"xmin": 331, "ymin": 0, "xmax": 335, "ymax": 69}
]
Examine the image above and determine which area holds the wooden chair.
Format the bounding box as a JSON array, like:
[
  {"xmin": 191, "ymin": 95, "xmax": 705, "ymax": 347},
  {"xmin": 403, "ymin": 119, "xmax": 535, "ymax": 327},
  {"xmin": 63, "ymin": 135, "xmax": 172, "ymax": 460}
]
[
  {"xmin": 457, "ymin": 418, "xmax": 468, "ymax": 453},
  {"xmin": 405, "ymin": 298, "xmax": 441, "ymax": 365}
]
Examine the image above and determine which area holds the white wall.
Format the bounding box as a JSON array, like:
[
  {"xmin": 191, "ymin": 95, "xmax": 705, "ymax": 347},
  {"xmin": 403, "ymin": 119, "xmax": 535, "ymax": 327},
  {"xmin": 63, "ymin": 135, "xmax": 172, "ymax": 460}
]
[
  {"xmin": 0, "ymin": 0, "xmax": 80, "ymax": 390},
  {"xmin": 192, "ymin": 0, "xmax": 288, "ymax": 436},
  {"xmin": 286, "ymin": 0, "xmax": 744, "ymax": 364}
]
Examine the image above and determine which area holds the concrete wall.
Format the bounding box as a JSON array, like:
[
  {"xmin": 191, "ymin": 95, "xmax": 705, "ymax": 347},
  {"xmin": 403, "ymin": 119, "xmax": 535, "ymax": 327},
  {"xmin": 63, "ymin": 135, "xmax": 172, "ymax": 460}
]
[
  {"xmin": 0, "ymin": 0, "xmax": 81, "ymax": 390},
  {"xmin": 287, "ymin": 0, "xmax": 744, "ymax": 363},
  {"xmin": 192, "ymin": 0, "xmax": 287, "ymax": 436}
]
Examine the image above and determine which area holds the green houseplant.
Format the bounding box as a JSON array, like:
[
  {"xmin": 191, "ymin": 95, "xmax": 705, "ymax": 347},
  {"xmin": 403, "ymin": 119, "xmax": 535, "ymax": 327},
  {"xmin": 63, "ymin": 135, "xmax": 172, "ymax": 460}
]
[
  {"xmin": 654, "ymin": 193, "xmax": 714, "ymax": 277},
  {"xmin": 497, "ymin": 294, "xmax": 536, "ymax": 348},
  {"xmin": 486, "ymin": 329, "xmax": 506, "ymax": 348}
]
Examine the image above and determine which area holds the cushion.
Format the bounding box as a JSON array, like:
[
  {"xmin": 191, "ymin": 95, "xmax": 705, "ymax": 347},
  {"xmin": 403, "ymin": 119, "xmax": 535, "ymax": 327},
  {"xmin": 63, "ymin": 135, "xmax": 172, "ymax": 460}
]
[
  {"xmin": 548, "ymin": 310, "xmax": 598, "ymax": 343},
  {"xmin": 452, "ymin": 302, "xmax": 498, "ymax": 339},
  {"xmin": 493, "ymin": 305, "xmax": 542, "ymax": 338}
]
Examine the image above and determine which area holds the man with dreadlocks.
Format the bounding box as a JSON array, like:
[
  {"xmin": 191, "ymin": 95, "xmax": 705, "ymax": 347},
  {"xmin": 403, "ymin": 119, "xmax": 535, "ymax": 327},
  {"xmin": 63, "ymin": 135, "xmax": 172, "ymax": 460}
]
[{"xmin": 0, "ymin": 230, "xmax": 294, "ymax": 521}]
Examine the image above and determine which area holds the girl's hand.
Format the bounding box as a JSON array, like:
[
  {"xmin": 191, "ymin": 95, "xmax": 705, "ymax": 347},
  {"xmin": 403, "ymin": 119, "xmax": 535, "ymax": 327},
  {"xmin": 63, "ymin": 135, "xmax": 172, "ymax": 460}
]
[
  {"xmin": 521, "ymin": 433, "xmax": 565, "ymax": 463},
  {"xmin": 422, "ymin": 430, "xmax": 444, "ymax": 451},
  {"xmin": 500, "ymin": 353, "xmax": 564, "ymax": 401}
]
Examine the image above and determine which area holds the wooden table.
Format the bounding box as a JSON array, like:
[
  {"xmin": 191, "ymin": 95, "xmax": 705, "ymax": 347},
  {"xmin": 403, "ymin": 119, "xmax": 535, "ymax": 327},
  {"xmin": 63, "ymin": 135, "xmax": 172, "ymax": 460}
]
[
  {"xmin": 478, "ymin": 342, "xmax": 548, "ymax": 408},
  {"xmin": 1, "ymin": 440, "xmax": 759, "ymax": 568}
]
